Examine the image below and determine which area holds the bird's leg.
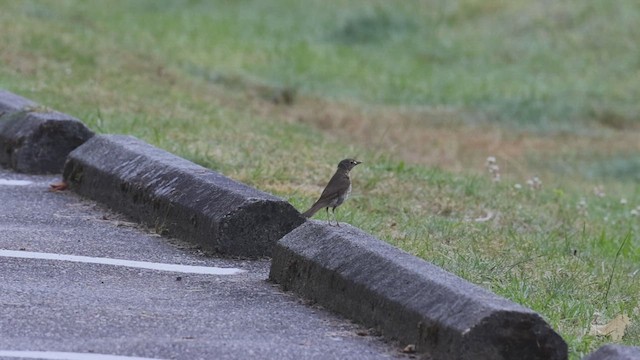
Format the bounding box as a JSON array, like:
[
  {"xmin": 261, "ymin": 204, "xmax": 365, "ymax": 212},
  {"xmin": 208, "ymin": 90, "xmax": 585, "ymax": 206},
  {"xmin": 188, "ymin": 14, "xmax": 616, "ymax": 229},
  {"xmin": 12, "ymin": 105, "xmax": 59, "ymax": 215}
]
[
  {"xmin": 333, "ymin": 207, "xmax": 340, "ymax": 227},
  {"xmin": 325, "ymin": 207, "xmax": 332, "ymax": 226}
]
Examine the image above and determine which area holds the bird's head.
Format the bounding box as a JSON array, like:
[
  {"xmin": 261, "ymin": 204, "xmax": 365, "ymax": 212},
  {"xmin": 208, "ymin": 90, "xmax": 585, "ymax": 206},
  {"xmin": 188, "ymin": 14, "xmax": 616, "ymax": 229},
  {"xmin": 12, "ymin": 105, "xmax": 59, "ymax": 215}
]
[{"xmin": 338, "ymin": 158, "xmax": 362, "ymax": 171}]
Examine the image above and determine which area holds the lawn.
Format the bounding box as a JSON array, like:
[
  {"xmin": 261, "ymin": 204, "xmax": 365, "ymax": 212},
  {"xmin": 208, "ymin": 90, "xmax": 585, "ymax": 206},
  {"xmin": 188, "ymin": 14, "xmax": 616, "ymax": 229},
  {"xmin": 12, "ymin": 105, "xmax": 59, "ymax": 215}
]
[{"xmin": 1, "ymin": 1, "xmax": 639, "ymax": 358}]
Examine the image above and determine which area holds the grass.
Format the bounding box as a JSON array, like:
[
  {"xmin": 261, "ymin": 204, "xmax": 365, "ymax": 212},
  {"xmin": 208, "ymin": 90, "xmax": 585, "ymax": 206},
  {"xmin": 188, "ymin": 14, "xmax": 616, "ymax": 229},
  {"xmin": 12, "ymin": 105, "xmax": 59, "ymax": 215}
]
[{"xmin": 1, "ymin": 1, "xmax": 639, "ymax": 358}]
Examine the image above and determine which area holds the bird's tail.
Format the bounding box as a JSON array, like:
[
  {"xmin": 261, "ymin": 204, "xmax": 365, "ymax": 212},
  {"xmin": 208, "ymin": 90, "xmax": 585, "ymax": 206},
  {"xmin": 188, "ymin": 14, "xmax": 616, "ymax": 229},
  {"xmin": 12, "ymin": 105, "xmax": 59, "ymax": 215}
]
[{"xmin": 301, "ymin": 202, "xmax": 323, "ymax": 218}]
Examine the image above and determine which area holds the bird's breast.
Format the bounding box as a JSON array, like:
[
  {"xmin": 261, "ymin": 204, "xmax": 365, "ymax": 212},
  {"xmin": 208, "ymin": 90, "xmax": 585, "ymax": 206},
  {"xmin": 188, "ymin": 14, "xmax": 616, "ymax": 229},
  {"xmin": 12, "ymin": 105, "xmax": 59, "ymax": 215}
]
[{"xmin": 337, "ymin": 183, "xmax": 351, "ymax": 205}]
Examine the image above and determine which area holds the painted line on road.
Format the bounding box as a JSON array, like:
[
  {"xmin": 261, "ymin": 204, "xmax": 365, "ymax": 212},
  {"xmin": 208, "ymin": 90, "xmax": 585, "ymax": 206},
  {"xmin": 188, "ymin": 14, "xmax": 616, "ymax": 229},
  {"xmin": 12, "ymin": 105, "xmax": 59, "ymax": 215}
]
[
  {"xmin": 0, "ymin": 351, "xmax": 165, "ymax": 360},
  {"xmin": 0, "ymin": 249, "xmax": 245, "ymax": 275},
  {"xmin": 0, "ymin": 179, "xmax": 33, "ymax": 186}
]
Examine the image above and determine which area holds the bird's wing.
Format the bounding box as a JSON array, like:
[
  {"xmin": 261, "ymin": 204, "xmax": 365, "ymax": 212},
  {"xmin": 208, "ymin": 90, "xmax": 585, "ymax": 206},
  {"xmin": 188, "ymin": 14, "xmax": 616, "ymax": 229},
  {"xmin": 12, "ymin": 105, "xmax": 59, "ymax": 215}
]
[
  {"xmin": 301, "ymin": 173, "xmax": 344, "ymax": 218},
  {"xmin": 317, "ymin": 173, "xmax": 347, "ymax": 201}
]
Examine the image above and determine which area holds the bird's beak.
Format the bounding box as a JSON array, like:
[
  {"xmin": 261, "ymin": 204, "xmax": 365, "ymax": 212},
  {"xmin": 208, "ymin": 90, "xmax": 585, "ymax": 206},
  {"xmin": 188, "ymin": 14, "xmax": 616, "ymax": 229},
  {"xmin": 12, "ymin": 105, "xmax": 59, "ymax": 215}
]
[{"xmin": 355, "ymin": 160, "xmax": 362, "ymax": 165}]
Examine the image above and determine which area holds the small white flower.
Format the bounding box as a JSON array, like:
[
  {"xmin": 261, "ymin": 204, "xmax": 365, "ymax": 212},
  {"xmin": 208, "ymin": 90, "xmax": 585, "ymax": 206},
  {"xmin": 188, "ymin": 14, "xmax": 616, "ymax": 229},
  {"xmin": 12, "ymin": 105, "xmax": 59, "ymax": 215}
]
[
  {"xmin": 577, "ymin": 198, "xmax": 588, "ymax": 215},
  {"xmin": 631, "ymin": 209, "xmax": 639, "ymax": 216},
  {"xmin": 485, "ymin": 157, "xmax": 500, "ymax": 182},
  {"xmin": 526, "ymin": 176, "xmax": 542, "ymax": 190},
  {"xmin": 593, "ymin": 185, "xmax": 605, "ymax": 198},
  {"xmin": 620, "ymin": 198, "xmax": 628, "ymax": 205},
  {"xmin": 514, "ymin": 183, "xmax": 522, "ymax": 190}
]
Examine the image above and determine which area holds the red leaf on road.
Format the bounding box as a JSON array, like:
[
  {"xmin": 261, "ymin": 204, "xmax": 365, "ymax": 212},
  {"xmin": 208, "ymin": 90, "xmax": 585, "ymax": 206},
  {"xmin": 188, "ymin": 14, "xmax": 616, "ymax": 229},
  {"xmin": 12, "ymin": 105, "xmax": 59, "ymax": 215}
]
[{"xmin": 49, "ymin": 181, "xmax": 69, "ymax": 191}]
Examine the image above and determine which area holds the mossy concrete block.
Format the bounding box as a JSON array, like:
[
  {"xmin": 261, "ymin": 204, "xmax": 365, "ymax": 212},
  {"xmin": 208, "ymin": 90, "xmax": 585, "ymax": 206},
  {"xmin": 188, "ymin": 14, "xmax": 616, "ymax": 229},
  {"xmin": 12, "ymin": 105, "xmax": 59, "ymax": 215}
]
[
  {"xmin": 270, "ymin": 221, "xmax": 568, "ymax": 360},
  {"xmin": 63, "ymin": 134, "xmax": 305, "ymax": 257},
  {"xmin": 582, "ymin": 345, "xmax": 640, "ymax": 360},
  {"xmin": 0, "ymin": 90, "xmax": 94, "ymax": 174}
]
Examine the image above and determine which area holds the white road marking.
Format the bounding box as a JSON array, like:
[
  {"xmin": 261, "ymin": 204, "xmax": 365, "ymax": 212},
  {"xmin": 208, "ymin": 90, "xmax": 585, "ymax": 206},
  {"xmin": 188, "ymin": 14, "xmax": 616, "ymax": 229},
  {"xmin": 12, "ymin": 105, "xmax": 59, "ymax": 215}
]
[
  {"xmin": 0, "ymin": 179, "xmax": 33, "ymax": 186},
  {"xmin": 0, "ymin": 351, "xmax": 165, "ymax": 360},
  {"xmin": 0, "ymin": 249, "xmax": 245, "ymax": 275}
]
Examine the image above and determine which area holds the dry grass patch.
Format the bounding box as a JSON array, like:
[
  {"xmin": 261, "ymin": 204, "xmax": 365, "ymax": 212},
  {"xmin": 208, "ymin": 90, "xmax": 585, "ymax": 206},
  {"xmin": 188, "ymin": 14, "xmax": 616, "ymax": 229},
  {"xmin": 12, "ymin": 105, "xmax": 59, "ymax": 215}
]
[{"xmin": 223, "ymin": 86, "xmax": 640, "ymax": 186}]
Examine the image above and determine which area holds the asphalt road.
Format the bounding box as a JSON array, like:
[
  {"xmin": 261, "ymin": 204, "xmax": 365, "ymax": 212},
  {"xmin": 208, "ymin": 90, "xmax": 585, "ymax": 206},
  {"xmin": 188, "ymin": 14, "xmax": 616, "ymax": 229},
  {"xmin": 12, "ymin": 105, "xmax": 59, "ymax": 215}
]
[{"xmin": 0, "ymin": 168, "xmax": 408, "ymax": 360}]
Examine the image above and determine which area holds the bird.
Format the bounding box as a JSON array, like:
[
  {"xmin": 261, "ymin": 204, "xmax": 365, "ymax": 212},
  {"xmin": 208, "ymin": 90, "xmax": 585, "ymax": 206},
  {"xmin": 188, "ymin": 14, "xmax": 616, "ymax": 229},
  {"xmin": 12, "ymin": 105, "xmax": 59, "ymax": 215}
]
[{"xmin": 302, "ymin": 158, "xmax": 362, "ymax": 226}]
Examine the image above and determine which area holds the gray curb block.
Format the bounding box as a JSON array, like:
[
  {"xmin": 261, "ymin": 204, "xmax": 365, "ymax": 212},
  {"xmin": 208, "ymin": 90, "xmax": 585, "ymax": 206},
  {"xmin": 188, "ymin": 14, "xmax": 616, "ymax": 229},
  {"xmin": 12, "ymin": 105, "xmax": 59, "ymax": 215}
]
[
  {"xmin": 0, "ymin": 90, "xmax": 94, "ymax": 174},
  {"xmin": 63, "ymin": 134, "xmax": 305, "ymax": 257},
  {"xmin": 269, "ymin": 221, "xmax": 568, "ymax": 360},
  {"xmin": 582, "ymin": 345, "xmax": 640, "ymax": 360}
]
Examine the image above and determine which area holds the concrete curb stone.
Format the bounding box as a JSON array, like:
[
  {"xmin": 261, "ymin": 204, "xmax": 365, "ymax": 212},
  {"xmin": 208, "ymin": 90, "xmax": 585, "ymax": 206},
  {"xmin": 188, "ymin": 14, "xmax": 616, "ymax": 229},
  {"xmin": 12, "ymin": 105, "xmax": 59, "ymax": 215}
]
[
  {"xmin": 0, "ymin": 90, "xmax": 94, "ymax": 174},
  {"xmin": 63, "ymin": 134, "xmax": 305, "ymax": 257},
  {"xmin": 582, "ymin": 344, "xmax": 640, "ymax": 360},
  {"xmin": 269, "ymin": 220, "xmax": 568, "ymax": 360}
]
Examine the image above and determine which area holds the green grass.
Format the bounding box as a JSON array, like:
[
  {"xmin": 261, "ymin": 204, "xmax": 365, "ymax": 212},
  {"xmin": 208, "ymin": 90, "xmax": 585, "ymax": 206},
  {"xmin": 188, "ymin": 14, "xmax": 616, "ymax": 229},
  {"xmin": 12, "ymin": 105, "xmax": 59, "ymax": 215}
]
[
  {"xmin": 4, "ymin": 0, "xmax": 640, "ymax": 130},
  {"xmin": 1, "ymin": 1, "xmax": 639, "ymax": 358}
]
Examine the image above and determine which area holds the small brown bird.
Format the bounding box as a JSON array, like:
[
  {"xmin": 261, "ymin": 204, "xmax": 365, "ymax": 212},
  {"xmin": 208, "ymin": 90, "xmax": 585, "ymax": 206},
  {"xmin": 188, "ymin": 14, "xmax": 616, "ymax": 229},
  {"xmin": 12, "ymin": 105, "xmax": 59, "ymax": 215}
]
[{"xmin": 302, "ymin": 158, "xmax": 362, "ymax": 226}]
